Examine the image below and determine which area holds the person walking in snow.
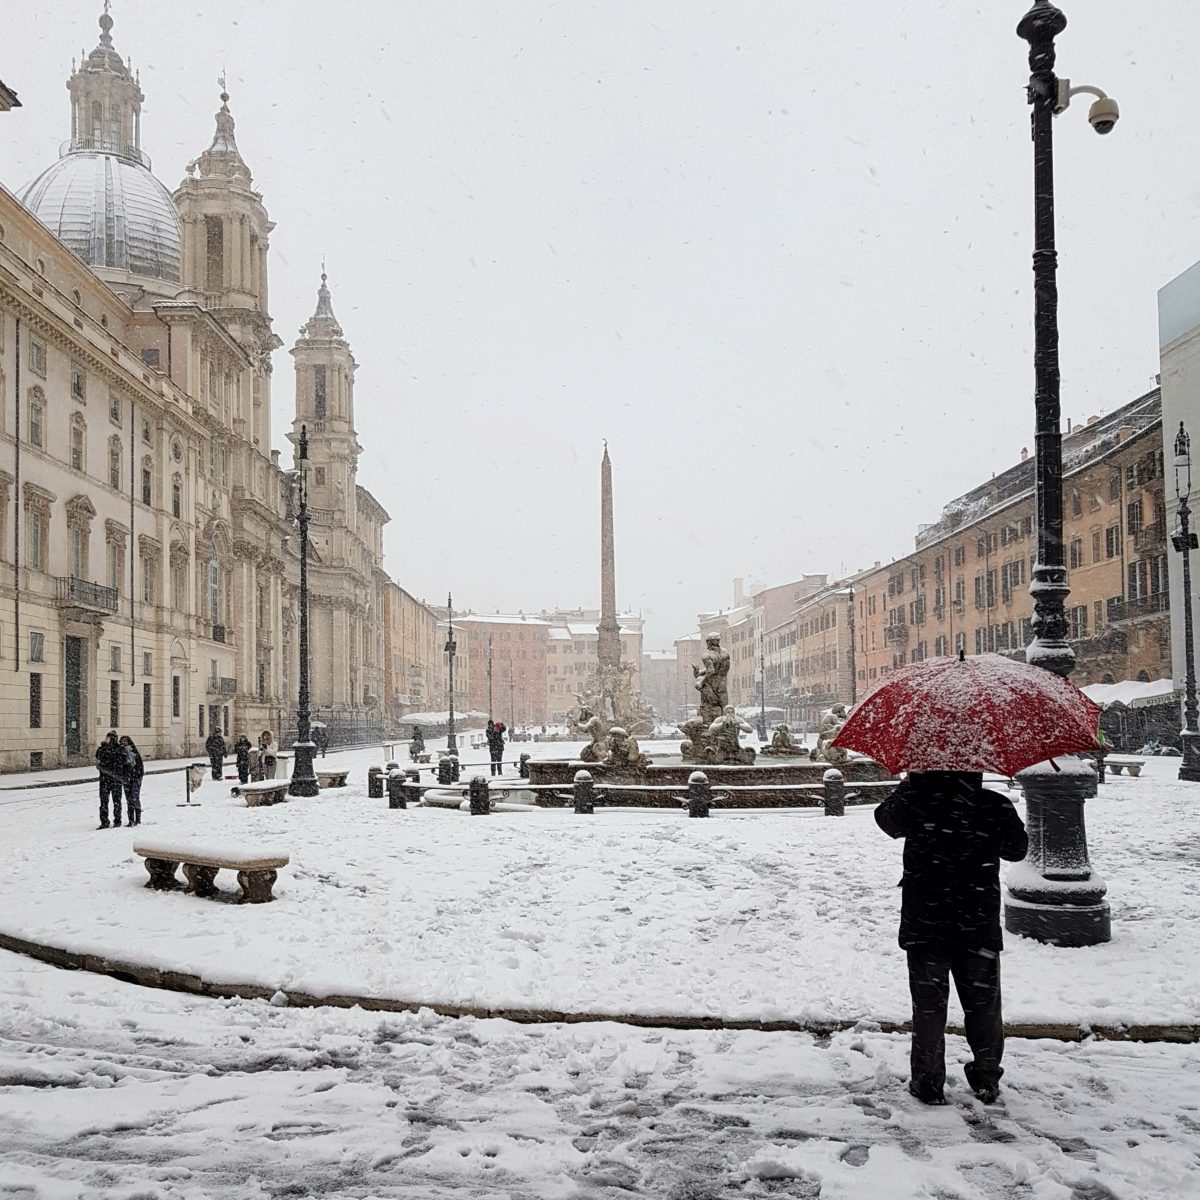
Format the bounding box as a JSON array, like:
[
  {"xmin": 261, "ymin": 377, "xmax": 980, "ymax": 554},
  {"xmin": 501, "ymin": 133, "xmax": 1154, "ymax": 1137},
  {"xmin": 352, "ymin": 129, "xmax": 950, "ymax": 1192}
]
[
  {"xmin": 119, "ymin": 735, "xmax": 145, "ymax": 826},
  {"xmin": 234, "ymin": 734, "xmax": 253, "ymax": 784},
  {"xmin": 95, "ymin": 730, "xmax": 125, "ymax": 829},
  {"xmin": 874, "ymin": 770, "xmax": 1027, "ymax": 1106},
  {"xmin": 485, "ymin": 719, "xmax": 507, "ymax": 776},
  {"xmin": 257, "ymin": 729, "xmax": 277, "ymax": 781},
  {"xmin": 205, "ymin": 728, "xmax": 227, "ymax": 781}
]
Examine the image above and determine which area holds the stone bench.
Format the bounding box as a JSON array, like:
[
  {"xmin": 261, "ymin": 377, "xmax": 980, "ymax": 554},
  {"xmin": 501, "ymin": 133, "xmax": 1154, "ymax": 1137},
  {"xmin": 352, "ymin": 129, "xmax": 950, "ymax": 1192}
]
[
  {"xmin": 133, "ymin": 840, "xmax": 290, "ymax": 903},
  {"xmin": 235, "ymin": 780, "xmax": 291, "ymax": 806},
  {"xmin": 416, "ymin": 753, "xmax": 432, "ymax": 763},
  {"xmin": 1107, "ymin": 760, "xmax": 1143, "ymax": 777},
  {"xmin": 316, "ymin": 769, "xmax": 350, "ymax": 789}
]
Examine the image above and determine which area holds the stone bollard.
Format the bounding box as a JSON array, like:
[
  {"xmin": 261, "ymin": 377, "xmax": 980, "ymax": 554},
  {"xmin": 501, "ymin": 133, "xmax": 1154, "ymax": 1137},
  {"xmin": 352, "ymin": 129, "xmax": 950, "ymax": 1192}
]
[
  {"xmin": 519, "ymin": 753, "xmax": 531, "ymax": 779},
  {"xmin": 386, "ymin": 769, "xmax": 407, "ymax": 809},
  {"xmin": 469, "ymin": 774, "xmax": 490, "ymax": 816},
  {"xmin": 404, "ymin": 767, "xmax": 420, "ymax": 784},
  {"xmin": 386, "ymin": 760, "xmax": 400, "ymax": 773},
  {"xmin": 449, "ymin": 754, "xmax": 462, "ymax": 784},
  {"xmin": 823, "ymin": 768, "xmax": 845, "ymax": 817},
  {"xmin": 573, "ymin": 769, "xmax": 595, "ymax": 815},
  {"xmin": 368, "ymin": 766, "xmax": 384, "ymax": 799},
  {"xmin": 688, "ymin": 770, "xmax": 710, "ymax": 819},
  {"xmin": 437, "ymin": 757, "xmax": 454, "ymax": 785}
]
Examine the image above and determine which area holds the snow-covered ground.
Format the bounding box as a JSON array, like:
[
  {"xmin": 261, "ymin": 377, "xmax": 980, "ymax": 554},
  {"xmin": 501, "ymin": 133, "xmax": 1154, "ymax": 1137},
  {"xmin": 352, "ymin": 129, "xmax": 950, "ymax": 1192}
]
[
  {"xmin": 3, "ymin": 744, "xmax": 1200, "ymax": 1196},
  {"xmin": 2, "ymin": 949, "xmax": 1198, "ymax": 1199},
  {"xmin": 0, "ymin": 743, "xmax": 1196, "ymax": 1027}
]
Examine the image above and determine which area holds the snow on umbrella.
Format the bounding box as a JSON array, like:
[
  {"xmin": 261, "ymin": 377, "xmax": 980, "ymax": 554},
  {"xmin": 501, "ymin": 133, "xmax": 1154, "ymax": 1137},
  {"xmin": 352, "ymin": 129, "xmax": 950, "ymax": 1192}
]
[{"xmin": 831, "ymin": 652, "xmax": 1102, "ymax": 776}]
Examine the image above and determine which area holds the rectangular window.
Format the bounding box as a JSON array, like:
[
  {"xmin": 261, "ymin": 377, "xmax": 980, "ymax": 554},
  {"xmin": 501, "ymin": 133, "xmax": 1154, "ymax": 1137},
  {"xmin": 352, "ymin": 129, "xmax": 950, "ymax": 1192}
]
[
  {"xmin": 109, "ymin": 445, "xmax": 121, "ymax": 489},
  {"xmin": 953, "ymin": 546, "xmax": 965, "ymax": 568},
  {"xmin": 140, "ymin": 349, "xmax": 160, "ymax": 369},
  {"xmin": 1105, "ymin": 524, "xmax": 1121, "ymax": 559},
  {"xmin": 142, "ymin": 651, "xmax": 152, "ymax": 677},
  {"xmin": 934, "ymin": 635, "xmax": 947, "ymax": 657},
  {"xmin": 108, "ymin": 544, "xmax": 122, "ymax": 593},
  {"xmin": 28, "ymin": 631, "xmax": 44, "ymax": 662},
  {"xmin": 974, "ymin": 575, "xmax": 984, "ymax": 609},
  {"xmin": 29, "ymin": 399, "xmax": 44, "ymax": 447},
  {"xmin": 172, "ymin": 483, "xmax": 181, "ymax": 519},
  {"xmin": 198, "ymin": 704, "xmax": 205, "ymax": 737},
  {"xmin": 29, "ymin": 673, "xmax": 42, "ymax": 728},
  {"xmin": 975, "ymin": 628, "xmax": 985, "ymax": 655},
  {"xmin": 26, "ymin": 510, "xmax": 43, "ymax": 570},
  {"xmin": 109, "ymin": 644, "xmax": 121, "ymax": 672},
  {"xmin": 29, "ymin": 339, "xmax": 46, "ymax": 376},
  {"xmin": 109, "ymin": 678, "xmax": 120, "ymax": 728},
  {"xmin": 1069, "ymin": 538, "xmax": 1083, "ymax": 570},
  {"xmin": 141, "ymin": 468, "xmax": 152, "ymax": 506},
  {"xmin": 205, "ymin": 215, "xmax": 224, "ymax": 291},
  {"xmin": 109, "ymin": 393, "xmax": 121, "ymax": 425},
  {"xmin": 315, "ymin": 466, "xmax": 326, "ymax": 487},
  {"xmin": 71, "ymin": 363, "xmax": 86, "ymax": 400},
  {"xmin": 314, "ymin": 365, "xmax": 327, "ymax": 419},
  {"xmin": 172, "ymin": 675, "xmax": 181, "ymax": 718},
  {"xmin": 143, "ymin": 683, "xmax": 152, "ymax": 728},
  {"xmin": 955, "ymin": 631, "xmax": 966, "ymax": 655},
  {"xmin": 1093, "ymin": 600, "xmax": 1103, "ymax": 629},
  {"xmin": 1068, "ymin": 605, "xmax": 1088, "ymax": 641},
  {"xmin": 986, "ymin": 570, "xmax": 996, "ymax": 609},
  {"xmin": 142, "ymin": 419, "xmax": 152, "ymax": 443},
  {"xmin": 1126, "ymin": 499, "xmax": 1143, "ymax": 535},
  {"xmin": 1092, "ymin": 530, "xmax": 1102, "ymax": 563}
]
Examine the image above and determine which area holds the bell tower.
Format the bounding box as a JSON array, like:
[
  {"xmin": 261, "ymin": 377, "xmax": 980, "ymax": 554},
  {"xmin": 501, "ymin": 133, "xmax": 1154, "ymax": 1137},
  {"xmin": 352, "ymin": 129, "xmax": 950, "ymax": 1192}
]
[
  {"xmin": 289, "ymin": 271, "xmax": 361, "ymax": 535},
  {"xmin": 174, "ymin": 79, "xmax": 281, "ymax": 448}
]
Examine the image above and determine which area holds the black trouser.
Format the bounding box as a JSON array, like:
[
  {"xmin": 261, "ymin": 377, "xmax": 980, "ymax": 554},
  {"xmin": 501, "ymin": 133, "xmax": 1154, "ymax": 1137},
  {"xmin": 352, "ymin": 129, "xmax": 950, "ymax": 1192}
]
[
  {"xmin": 236, "ymin": 756, "xmax": 250, "ymax": 784},
  {"xmin": 907, "ymin": 949, "xmax": 1004, "ymax": 1095},
  {"xmin": 209, "ymin": 753, "xmax": 222, "ymax": 780},
  {"xmin": 124, "ymin": 778, "xmax": 142, "ymax": 822},
  {"xmin": 99, "ymin": 776, "xmax": 121, "ymax": 825},
  {"xmin": 489, "ymin": 749, "xmax": 503, "ymax": 776}
]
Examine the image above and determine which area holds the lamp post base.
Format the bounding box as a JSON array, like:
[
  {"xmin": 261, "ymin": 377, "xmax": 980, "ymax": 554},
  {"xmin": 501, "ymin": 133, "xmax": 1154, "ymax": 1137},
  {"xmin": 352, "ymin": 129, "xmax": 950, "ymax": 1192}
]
[
  {"xmin": 288, "ymin": 740, "xmax": 320, "ymax": 797},
  {"xmin": 1179, "ymin": 729, "xmax": 1200, "ymax": 783},
  {"xmin": 1004, "ymin": 894, "xmax": 1112, "ymax": 947}
]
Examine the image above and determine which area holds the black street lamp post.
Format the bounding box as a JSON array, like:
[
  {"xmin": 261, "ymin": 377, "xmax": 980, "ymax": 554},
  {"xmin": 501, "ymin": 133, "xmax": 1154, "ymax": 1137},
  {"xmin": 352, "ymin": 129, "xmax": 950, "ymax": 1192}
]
[
  {"xmin": 487, "ymin": 634, "xmax": 494, "ymax": 717},
  {"xmin": 1003, "ymin": 0, "xmax": 1116, "ymax": 947},
  {"xmin": 1172, "ymin": 422, "xmax": 1200, "ymax": 782},
  {"xmin": 445, "ymin": 594, "xmax": 457, "ymax": 757},
  {"xmin": 288, "ymin": 425, "xmax": 319, "ymax": 797},
  {"xmin": 757, "ymin": 631, "xmax": 768, "ymax": 743}
]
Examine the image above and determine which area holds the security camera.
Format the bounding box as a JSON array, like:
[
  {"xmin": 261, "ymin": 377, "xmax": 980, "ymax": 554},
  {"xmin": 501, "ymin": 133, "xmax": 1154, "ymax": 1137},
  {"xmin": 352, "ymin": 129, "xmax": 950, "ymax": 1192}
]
[{"xmin": 1087, "ymin": 96, "xmax": 1119, "ymax": 135}]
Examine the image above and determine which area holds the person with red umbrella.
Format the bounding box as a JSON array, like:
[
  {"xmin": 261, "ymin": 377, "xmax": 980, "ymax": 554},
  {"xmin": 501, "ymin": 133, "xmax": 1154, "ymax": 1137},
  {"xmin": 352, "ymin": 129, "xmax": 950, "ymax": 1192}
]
[{"xmin": 838, "ymin": 652, "xmax": 1100, "ymax": 1106}]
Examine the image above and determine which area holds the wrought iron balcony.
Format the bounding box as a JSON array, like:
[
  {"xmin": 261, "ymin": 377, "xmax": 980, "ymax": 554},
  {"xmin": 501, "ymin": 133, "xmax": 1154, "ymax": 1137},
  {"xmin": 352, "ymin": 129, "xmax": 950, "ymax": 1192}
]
[
  {"xmin": 55, "ymin": 576, "xmax": 118, "ymax": 613},
  {"xmin": 208, "ymin": 676, "xmax": 237, "ymax": 696},
  {"xmin": 1106, "ymin": 592, "xmax": 1169, "ymax": 624},
  {"xmin": 61, "ymin": 137, "xmax": 152, "ymax": 169},
  {"xmin": 884, "ymin": 624, "xmax": 909, "ymax": 646}
]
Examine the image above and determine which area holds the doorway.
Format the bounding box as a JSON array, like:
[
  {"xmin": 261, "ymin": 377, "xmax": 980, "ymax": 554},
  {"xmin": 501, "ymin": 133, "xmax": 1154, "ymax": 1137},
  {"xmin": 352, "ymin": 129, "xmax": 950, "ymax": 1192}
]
[{"xmin": 64, "ymin": 636, "xmax": 84, "ymax": 757}]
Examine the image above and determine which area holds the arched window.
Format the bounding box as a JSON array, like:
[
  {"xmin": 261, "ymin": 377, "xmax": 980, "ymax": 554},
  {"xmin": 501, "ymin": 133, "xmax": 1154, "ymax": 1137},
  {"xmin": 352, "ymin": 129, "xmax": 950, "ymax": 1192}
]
[
  {"xmin": 91, "ymin": 100, "xmax": 103, "ymax": 143},
  {"xmin": 1137, "ymin": 670, "xmax": 1151, "ymax": 683},
  {"xmin": 108, "ymin": 437, "xmax": 122, "ymax": 490},
  {"xmin": 69, "ymin": 414, "xmax": 86, "ymax": 473}
]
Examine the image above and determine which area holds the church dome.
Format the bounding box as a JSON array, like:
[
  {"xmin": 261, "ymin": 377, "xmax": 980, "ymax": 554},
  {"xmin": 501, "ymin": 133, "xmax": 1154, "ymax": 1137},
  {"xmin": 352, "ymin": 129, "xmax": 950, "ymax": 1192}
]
[
  {"xmin": 18, "ymin": 6, "xmax": 180, "ymax": 284},
  {"xmin": 19, "ymin": 150, "xmax": 181, "ymax": 283}
]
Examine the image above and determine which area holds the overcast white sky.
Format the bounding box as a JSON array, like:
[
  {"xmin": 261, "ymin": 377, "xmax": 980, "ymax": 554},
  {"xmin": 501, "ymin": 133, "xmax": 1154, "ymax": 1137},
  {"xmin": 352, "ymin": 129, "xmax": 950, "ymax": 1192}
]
[{"xmin": 4, "ymin": 2, "xmax": 1199, "ymax": 649}]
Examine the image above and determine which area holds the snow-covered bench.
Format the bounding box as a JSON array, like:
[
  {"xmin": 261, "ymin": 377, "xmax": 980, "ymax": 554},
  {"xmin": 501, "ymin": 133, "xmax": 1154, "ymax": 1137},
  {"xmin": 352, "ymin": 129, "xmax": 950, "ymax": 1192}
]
[
  {"xmin": 133, "ymin": 838, "xmax": 290, "ymax": 904},
  {"xmin": 234, "ymin": 780, "xmax": 290, "ymax": 806},
  {"xmin": 316, "ymin": 768, "xmax": 350, "ymax": 788},
  {"xmin": 1106, "ymin": 759, "xmax": 1143, "ymax": 777}
]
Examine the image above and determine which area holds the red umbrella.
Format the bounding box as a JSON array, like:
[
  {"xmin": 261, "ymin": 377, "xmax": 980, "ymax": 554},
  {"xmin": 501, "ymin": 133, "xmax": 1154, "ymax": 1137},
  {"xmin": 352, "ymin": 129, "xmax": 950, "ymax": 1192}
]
[{"xmin": 831, "ymin": 652, "xmax": 1102, "ymax": 776}]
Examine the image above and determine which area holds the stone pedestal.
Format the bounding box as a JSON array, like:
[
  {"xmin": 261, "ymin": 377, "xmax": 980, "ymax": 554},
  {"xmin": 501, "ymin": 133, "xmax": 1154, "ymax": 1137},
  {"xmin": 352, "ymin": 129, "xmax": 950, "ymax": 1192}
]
[
  {"xmin": 1180, "ymin": 729, "xmax": 1200, "ymax": 783},
  {"xmin": 1004, "ymin": 760, "xmax": 1110, "ymax": 947}
]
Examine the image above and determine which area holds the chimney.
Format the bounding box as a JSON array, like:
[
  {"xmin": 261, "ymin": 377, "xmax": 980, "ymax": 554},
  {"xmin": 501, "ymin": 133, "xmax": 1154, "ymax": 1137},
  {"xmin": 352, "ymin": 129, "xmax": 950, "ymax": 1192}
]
[
  {"xmin": 1020, "ymin": 447, "xmax": 1029, "ymax": 462},
  {"xmin": 1087, "ymin": 414, "xmax": 1099, "ymax": 426}
]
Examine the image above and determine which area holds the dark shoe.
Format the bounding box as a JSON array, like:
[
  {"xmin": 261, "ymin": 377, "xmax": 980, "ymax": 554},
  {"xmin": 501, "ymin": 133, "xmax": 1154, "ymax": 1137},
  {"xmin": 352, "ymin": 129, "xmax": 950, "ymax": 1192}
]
[
  {"xmin": 113, "ymin": 819, "xmax": 122, "ymax": 827},
  {"xmin": 965, "ymin": 1063, "xmax": 1002, "ymax": 1105},
  {"xmin": 971, "ymin": 1084, "xmax": 1001, "ymax": 1105},
  {"xmin": 97, "ymin": 822, "xmax": 110, "ymax": 830},
  {"xmin": 908, "ymin": 1080, "xmax": 947, "ymax": 1106}
]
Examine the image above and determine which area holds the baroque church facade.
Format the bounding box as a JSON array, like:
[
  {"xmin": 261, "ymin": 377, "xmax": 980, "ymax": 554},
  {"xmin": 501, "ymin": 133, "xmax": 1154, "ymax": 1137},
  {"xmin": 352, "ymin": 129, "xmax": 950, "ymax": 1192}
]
[{"xmin": 0, "ymin": 9, "xmax": 390, "ymax": 770}]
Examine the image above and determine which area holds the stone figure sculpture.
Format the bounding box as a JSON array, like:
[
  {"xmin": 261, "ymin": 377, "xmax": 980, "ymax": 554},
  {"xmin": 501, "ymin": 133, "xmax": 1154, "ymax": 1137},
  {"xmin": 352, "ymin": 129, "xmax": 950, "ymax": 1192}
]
[
  {"xmin": 572, "ymin": 705, "xmax": 608, "ymax": 763},
  {"xmin": 814, "ymin": 703, "xmax": 850, "ymax": 765},
  {"xmin": 692, "ymin": 634, "xmax": 730, "ymax": 720},
  {"xmin": 766, "ymin": 723, "xmax": 807, "ymax": 757},
  {"xmin": 603, "ymin": 725, "xmax": 649, "ymax": 769},
  {"xmin": 708, "ymin": 705, "xmax": 757, "ymax": 765}
]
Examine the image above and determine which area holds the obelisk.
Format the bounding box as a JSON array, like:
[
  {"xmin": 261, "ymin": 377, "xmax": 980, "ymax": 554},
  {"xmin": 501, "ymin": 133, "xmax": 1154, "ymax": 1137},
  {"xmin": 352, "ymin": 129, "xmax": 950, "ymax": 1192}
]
[{"xmin": 597, "ymin": 442, "xmax": 622, "ymax": 720}]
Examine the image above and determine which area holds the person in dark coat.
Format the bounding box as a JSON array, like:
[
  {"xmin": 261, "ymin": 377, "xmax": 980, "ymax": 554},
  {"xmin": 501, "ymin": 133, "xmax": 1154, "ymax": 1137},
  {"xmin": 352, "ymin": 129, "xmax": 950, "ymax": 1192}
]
[
  {"xmin": 234, "ymin": 734, "xmax": 253, "ymax": 784},
  {"xmin": 874, "ymin": 770, "xmax": 1028, "ymax": 1106},
  {"xmin": 95, "ymin": 731, "xmax": 125, "ymax": 829},
  {"xmin": 119, "ymin": 736, "xmax": 145, "ymax": 826},
  {"xmin": 205, "ymin": 729, "xmax": 227, "ymax": 781},
  {"xmin": 314, "ymin": 725, "xmax": 329, "ymax": 758},
  {"xmin": 485, "ymin": 719, "xmax": 507, "ymax": 776}
]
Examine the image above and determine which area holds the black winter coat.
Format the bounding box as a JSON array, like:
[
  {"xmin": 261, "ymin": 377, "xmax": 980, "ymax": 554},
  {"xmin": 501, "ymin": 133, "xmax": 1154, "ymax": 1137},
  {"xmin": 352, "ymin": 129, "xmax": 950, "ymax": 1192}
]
[
  {"xmin": 486, "ymin": 724, "xmax": 506, "ymax": 753},
  {"xmin": 205, "ymin": 733, "xmax": 226, "ymax": 759},
  {"xmin": 96, "ymin": 740, "xmax": 124, "ymax": 782},
  {"xmin": 122, "ymin": 746, "xmax": 144, "ymax": 783},
  {"xmin": 874, "ymin": 778, "xmax": 1028, "ymax": 954}
]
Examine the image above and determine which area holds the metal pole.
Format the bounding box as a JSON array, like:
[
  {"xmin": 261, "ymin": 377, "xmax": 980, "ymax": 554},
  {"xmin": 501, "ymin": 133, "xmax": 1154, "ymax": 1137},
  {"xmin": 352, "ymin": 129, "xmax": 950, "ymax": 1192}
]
[
  {"xmin": 288, "ymin": 425, "xmax": 318, "ymax": 796},
  {"xmin": 509, "ymin": 653, "xmax": 515, "ymax": 731},
  {"xmin": 445, "ymin": 593, "xmax": 457, "ymax": 756},
  {"xmin": 1173, "ymin": 422, "xmax": 1200, "ymax": 780},
  {"xmin": 1004, "ymin": 0, "xmax": 1109, "ymax": 946},
  {"xmin": 757, "ymin": 631, "xmax": 767, "ymax": 742},
  {"xmin": 487, "ymin": 633, "xmax": 494, "ymax": 716}
]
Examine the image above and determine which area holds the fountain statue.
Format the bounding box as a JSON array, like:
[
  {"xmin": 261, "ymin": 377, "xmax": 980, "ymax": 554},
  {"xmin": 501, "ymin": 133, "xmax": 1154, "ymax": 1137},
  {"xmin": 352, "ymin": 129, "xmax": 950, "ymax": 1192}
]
[{"xmin": 763, "ymin": 723, "xmax": 808, "ymax": 758}]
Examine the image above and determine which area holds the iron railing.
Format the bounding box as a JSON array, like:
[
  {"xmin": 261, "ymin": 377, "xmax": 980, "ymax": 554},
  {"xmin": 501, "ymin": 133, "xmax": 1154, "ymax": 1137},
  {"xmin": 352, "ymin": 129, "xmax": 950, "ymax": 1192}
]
[
  {"xmin": 55, "ymin": 576, "xmax": 118, "ymax": 613},
  {"xmin": 61, "ymin": 137, "xmax": 152, "ymax": 169},
  {"xmin": 1106, "ymin": 592, "xmax": 1169, "ymax": 624}
]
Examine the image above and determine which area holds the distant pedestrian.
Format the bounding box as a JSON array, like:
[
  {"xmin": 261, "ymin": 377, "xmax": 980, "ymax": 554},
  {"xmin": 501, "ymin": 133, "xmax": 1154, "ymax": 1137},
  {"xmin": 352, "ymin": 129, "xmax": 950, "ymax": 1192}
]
[
  {"xmin": 119, "ymin": 736, "xmax": 145, "ymax": 826},
  {"xmin": 314, "ymin": 725, "xmax": 329, "ymax": 758},
  {"xmin": 95, "ymin": 731, "xmax": 124, "ymax": 829},
  {"xmin": 874, "ymin": 771, "xmax": 1027, "ymax": 1106},
  {"xmin": 205, "ymin": 729, "xmax": 227, "ymax": 781},
  {"xmin": 485, "ymin": 719, "xmax": 507, "ymax": 777},
  {"xmin": 234, "ymin": 734, "xmax": 253, "ymax": 784},
  {"xmin": 258, "ymin": 729, "xmax": 277, "ymax": 781}
]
